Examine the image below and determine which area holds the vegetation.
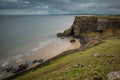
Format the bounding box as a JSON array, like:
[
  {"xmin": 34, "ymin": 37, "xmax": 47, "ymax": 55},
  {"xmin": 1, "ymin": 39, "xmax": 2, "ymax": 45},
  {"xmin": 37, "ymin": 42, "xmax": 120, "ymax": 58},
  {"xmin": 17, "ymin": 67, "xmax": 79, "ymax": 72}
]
[
  {"xmin": 63, "ymin": 28, "xmax": 71, "ymax": 36},
  {"xmin": 14, "ymin": 39, "xmax": 120, "ymax": 80},
  {"xmin": 81, "ymin": 28, "xmax": 120, "ymax": 38}
]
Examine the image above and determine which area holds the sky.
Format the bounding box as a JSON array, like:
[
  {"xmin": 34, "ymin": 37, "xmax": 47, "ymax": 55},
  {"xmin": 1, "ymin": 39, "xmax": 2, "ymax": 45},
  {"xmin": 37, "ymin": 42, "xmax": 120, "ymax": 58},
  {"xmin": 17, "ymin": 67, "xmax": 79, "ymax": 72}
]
[{"xmin": 0, "ymin": 0, "xmax": 120, "ymax": 15}]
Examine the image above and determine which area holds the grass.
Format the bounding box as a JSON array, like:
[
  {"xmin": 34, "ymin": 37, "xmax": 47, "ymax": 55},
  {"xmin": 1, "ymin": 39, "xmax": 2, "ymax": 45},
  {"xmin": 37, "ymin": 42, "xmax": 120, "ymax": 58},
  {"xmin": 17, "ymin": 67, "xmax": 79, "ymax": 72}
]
[
  {"xmin": 14, "ymin": 39, "xmax": 120, "ymax": 80},
  {"xmin": 81, "ymin": 28, "xmax": 120, "ymax": 38}
]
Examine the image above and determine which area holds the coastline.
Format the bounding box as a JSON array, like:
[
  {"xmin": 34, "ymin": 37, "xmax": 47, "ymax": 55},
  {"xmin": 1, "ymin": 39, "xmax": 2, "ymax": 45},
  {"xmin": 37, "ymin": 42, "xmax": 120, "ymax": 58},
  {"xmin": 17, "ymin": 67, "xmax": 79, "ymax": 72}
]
[
  {"xmin": 2, "ymin": 37, "xmax": 80, "ymax": 80},
  {"xmin": 8, "ymin": 15, "xmax": 120, "ymax": 80},
  {"xmin": 3, "ymin": 36, "xmax": 104, "ymax": 80}
]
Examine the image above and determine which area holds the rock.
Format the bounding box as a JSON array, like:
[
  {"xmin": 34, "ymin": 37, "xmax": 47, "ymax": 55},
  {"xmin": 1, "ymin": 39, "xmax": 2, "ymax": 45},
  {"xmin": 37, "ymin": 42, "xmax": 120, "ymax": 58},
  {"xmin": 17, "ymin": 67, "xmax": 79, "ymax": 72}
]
[
  {"xmin": 60, "ymin": 37, "xmax": 64, "ymax": 39},
  {"xmin": 56, "ymin": 33, "xmax": 65, "ymax": 37},
  {"xmin": 80, "ymin": 36, "xmax": 89, "ymax": 45},
  {"xmin": 88, "ymin": 64, "xmax": 92, "ymax": 67},
  {"xmin": 13, "ymin": 62, "xmax": 29, "ymax": 73},
  {"xmin": 107, "ymin": 71, "xmax": 120, "ymax": 80},
  {"xmin": 105, "ymin": 54, "xmax": 115, "ymax": 57},
  {"xmin": 60, "ymin": 16, "xmax": 120, "ymax": 40},
  {"xmin": 73, "ymin": 64, "xmax": 84, "ymax": 68},
  {"xmin": 107, "ymin": 61, "xmax": 113, "ymax": 64},
  {"xmin": 5, "ymin": 66, "xmax": 13, "ymax": 72},
  {"xmin": 93, "ymin": 77, "xmax": 103, "ymax": 80},
  {"xmin": 5, "ymin": 62, "xmax": 29, "ymax": 73},
  {"xmin": 38, "ymin": 59, "xmax": 44, "ymax": 63},
  {"xmin": 70, "ymin": 39, "xmax": 75, "ymax": 43},
  {"xmin": 32, "ymin": 59, "xmax": 44, "ymax": 63},
  {"xmin": 65, "ymin": 68, "xmax": 69, "ymax": 71},
  {"xmin": 94, "ymin": 53, "xmax": 100, "ymax": 58},
  {"xmin": 11, "ymin": 68, "xmax": 17, "ymax": 73},
  {"xmin": 32, "ymin": 60, "xmax": 37, "ymax": 63}
]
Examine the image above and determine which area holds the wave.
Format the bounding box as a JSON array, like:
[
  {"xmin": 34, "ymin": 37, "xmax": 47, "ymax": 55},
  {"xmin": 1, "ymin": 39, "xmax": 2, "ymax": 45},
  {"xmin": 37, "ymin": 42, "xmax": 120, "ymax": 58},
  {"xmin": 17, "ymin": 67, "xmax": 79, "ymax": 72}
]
[
  {"xmin": 1, "ymin": 62, "xmax": 9, "ymax": 67},
  {"xmin": 0, "ymin": 38, "xmax": 58, "ymax": 67},
  {"xmin": 30, "ymin": 38, "xmax": 58, "ymax": 53},
  {"xmin": 0, "ymin": 38, "xmax": 71, "ymax": 68},
  {"xmin": 1, "ymin": 54, "xmax": 23, "ymax": 67}
]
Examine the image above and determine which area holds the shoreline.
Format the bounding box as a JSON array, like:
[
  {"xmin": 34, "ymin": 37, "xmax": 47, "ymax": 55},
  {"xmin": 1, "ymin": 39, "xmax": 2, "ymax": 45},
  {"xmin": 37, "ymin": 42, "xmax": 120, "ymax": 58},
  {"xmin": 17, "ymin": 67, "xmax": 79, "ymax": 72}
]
[
  {"xmin": 3, "ymin": 36, "xmax": 105, "ymax": 80},
  {"xmin": 2, "ymin": 37, "xmax": 80, "ymax": 80}
]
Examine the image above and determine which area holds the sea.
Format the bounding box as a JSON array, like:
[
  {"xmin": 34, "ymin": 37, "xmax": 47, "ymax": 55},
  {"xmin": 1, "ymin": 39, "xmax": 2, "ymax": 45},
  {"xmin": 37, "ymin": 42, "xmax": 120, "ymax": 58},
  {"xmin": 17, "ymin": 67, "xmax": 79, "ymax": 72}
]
[{"xmin": 0, "ymin": 15, "xmax": 75, "ymax": 79}]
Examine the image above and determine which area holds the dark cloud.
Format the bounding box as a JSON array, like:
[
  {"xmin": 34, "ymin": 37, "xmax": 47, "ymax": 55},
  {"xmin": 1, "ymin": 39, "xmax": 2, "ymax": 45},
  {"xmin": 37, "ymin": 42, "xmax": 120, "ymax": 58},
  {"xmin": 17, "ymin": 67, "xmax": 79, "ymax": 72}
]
[{"xmin": 0, "ymin": 0, "xmax": 120, "ymax": 15}]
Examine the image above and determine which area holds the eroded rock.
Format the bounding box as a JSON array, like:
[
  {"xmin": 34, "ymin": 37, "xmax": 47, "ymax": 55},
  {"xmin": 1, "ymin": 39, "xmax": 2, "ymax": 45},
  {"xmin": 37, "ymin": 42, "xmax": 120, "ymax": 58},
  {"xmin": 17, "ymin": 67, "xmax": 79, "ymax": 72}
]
[
  {"xmin": 107, "ymin": 71, "xmax": 120, "ymax": 80},
  {"xmin": 70, "ymin": 39, "xmax": 75, "ymax": 43},
  {"xmin": 94, "ymin": 53, "xmax": 100, "ymax": 58},
  {"xmin": 73, "ymin": 64, "xmax": 84, "ymax": 68},
  {"xmin": 57, "ymin": 33, "xmax": 65, "ymax": 37},
  {"xmin": 105, "ymin": 54, "xmax": 115, "ymax": 57}
]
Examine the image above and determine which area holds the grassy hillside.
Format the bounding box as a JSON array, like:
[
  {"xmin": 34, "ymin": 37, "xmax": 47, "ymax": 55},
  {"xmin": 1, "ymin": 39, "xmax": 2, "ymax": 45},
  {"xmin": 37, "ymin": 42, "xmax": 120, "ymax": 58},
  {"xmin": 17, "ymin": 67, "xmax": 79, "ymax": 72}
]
[{"xmin": 14, "ymin": 39, "xmax": 120, "ymax": 80}]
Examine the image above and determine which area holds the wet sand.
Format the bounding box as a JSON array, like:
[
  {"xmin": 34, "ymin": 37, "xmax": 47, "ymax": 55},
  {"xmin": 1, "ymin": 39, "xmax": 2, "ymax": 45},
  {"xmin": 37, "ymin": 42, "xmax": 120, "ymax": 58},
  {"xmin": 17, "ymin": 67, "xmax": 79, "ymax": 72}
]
[
  {"xmin": 39, "ymin": 38, "xmax": 80, "ymax": 60},
  {"xmin": 22, "ymin": 37, "xmax": 80, "ymax": 62}
]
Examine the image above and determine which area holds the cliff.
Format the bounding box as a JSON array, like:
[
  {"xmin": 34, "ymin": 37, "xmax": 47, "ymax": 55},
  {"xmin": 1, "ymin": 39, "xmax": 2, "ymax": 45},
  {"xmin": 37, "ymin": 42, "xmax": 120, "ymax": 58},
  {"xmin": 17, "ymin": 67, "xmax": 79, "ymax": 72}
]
[
  {"xmin": 7, "ymin": 16, "xmax": 120, "ymax": 80},
  {"xmin": 57, "ymin": 16, "xmax": 120, "ymax": 38}
]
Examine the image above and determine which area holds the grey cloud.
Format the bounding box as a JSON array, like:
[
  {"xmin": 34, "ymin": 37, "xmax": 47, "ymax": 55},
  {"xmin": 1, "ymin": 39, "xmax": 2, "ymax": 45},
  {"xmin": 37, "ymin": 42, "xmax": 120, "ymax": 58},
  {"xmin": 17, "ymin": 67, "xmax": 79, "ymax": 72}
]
[{"xmin": 0, "ymin": 0, "xmax": 120, "ymax": 15}]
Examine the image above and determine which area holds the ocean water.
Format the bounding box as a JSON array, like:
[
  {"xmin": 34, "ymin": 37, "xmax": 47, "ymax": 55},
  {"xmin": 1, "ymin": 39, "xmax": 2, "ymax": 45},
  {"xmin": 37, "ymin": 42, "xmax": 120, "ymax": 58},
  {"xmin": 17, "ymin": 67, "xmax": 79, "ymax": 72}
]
[
  {"xmin": 0, "ymin": 15, "xmax": 74, "ymax": 59},
  {"xmin": 0, "ymin": 15, "xmax": 76, "ymax": 79}
]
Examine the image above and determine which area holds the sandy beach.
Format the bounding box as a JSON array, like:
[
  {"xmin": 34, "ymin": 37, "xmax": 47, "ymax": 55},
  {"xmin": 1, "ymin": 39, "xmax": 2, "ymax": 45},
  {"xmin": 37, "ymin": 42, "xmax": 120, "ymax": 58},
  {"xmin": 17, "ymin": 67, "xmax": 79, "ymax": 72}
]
[
  {"xmin": 42, "ymin": 38, "xmax": 80, "ymax": 60},
  {"xmin": 0, "ymin": 37, "xmax": 80, "ymax": 79}
]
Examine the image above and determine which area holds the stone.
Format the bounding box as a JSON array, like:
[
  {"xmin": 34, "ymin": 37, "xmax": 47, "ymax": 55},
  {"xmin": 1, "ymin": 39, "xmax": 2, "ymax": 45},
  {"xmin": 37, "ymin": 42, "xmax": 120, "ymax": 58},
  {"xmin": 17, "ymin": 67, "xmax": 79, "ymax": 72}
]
[
  {"xmin": 73, "ymin": 64, "xmax": 84, "ymax": 68},
  {"xmin": 38, "ymin": 59, "xmax": 44, "ymax": 63},
  {"xmin": 5, "ymin": 66, "xmax": 14, "ymax": 72},
  {"xmin": 70, "ymin": 39, "xmax": 75, "ymax": 43},
  {"xmin": 57, "ymin": 33, "xmax": 65, "ymax": 37},
  {"xmin": 60, "ymin": 37, "xmax": 64, "ymax": 39},
  {"xmin": 107, "ymin": 71, "xmax": 120, "ymax": 80},
  {"xmin": 94, "ymin": 53, "xmax": 100, "ymax": 58},
  {"xmin": 107, "ymin": 61, "xmax": 113, "ymax": 64},
  {"xmin": 32, "ymin": 60, "xmax": 37, "ymax": 63},
  {"xmin": 105, "ymin": 54, "xmax": 115, "ymax": 57}
]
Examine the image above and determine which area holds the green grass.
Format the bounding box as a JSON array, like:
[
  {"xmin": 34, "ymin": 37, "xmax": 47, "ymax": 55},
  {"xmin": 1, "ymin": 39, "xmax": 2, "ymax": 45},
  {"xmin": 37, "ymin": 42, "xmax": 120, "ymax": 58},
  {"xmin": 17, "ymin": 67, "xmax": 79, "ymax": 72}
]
[
  {"xmin": 81, "ymin": 28, "xmax": 120, "ymax": 38},
  {"xmin": 14, "ymin": 39, "xmax": 120, "ymax": 80}
]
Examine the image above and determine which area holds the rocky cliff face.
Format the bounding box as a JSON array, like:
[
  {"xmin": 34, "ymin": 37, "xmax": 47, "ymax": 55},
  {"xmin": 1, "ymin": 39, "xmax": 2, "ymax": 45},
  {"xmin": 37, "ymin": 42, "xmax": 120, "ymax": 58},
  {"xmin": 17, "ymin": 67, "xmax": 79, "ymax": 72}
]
[
  {"xmin": 57, "ymin": 16, "xmax": 120, "ymax": 38},
  {"xmin": 71, "ymin": 16, "xmax": 98, "ymax": 36}
]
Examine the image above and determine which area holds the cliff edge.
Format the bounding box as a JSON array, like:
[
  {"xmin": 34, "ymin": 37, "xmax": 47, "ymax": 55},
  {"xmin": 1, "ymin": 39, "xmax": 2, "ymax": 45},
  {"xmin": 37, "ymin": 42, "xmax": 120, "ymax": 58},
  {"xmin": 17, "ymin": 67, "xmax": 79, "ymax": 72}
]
[{"xmin": 57, "ymin": 16, "xmax": 120, "ymax": 39}]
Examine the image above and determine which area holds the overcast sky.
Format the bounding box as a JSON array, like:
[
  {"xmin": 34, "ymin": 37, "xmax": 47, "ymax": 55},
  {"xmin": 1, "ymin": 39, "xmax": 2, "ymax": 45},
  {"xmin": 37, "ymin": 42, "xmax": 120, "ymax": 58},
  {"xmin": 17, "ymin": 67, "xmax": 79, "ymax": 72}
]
[{"xmin": 0, "ymin": 0, "xmax": 120, "ymax": 15}]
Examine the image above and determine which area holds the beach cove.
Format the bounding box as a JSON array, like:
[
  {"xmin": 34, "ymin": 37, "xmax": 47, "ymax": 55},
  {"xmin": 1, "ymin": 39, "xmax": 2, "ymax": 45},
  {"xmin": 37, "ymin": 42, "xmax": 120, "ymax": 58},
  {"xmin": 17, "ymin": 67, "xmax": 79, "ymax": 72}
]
[
  {"xmin": 0, "ymin": 15, "xmax": 80, "ymax": 79},
  {"xmin": 1, "ymin": 37, "xmax": 80, "ymax": 80}
]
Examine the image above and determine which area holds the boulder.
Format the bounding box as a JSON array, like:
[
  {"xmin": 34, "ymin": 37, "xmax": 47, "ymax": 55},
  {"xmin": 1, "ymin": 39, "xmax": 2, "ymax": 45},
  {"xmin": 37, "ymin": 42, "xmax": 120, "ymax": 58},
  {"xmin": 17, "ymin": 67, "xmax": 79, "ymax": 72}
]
[
  {"xmin": 32, "ymin": 60, "xmax": 37, "ymax": 64},
  {"xmin": 70, "ymin": 39, "xmax": 75, "ymax": 43},
  {"xmin": 94, "ymin": 53, "xmax": 100, "ymax": 58},
  {"xmin": 60, "ymin": 37, "xmax": 64, "ymax": 39},
  {"xmin": 107, "ymin": 71, "xmax": 120, "ymax": 80},
  {"xmin": 107, "ymin": 61, "xmax": 113, "ymax": 64},
  {"xmin": 73, "ymin": 64, "xmax": 84, "ymax": 68},
  {"xmin": 105, "ymin": 54, "xmax": 115, "ymax": 57},
  {"xmin": 57, "ymin": 33, "xmax": 65, "ymax": 37},
  {"xmin": 38, "ymin": 59, "xmax": 44, "ymax": 63},
  {"xmin": 57, "ymin": 28, "xmax": 71, "ymax": 37}
]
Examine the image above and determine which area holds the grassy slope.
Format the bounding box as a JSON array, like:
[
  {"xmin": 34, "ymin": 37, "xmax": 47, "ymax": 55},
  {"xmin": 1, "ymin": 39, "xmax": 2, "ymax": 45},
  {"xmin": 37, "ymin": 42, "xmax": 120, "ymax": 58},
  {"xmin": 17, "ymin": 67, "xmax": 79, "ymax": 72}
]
[{"xmin": 14, "ymin": 39, "xmax": 120, "ymax": 80}]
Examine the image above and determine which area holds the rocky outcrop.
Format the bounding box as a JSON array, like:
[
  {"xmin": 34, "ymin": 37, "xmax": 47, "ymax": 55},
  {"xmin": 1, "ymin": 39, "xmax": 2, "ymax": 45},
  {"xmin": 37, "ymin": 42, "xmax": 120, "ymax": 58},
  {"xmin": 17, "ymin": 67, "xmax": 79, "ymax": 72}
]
[
  {"xmin": 107, "ymin": 71, "xmax": 120, "ymax": 80},
  {"xmin": 57, "ymin": 28, "xmax": 71, "ymax": 37},
  {"xmin": 57, "ymin": 16, "xmax": 120, "ymax": 38},
  {"xmin": 71, "ymin": 16, "xmax": 98, "ymax": 36},
  {"xmin": 70, "ymin": 39, "xmax": 75, "ymax": 43}
]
